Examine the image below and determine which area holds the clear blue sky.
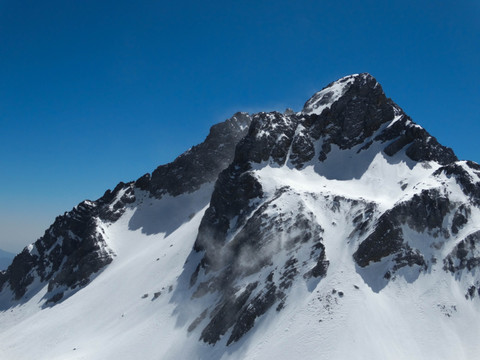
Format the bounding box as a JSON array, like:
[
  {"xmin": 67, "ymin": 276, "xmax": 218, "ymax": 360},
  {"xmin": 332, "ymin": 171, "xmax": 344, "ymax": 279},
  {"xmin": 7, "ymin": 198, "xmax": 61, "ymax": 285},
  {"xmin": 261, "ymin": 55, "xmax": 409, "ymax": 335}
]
[{"xmin": 1, "ymin": 0, "xmax": 479, "ymax": 252}]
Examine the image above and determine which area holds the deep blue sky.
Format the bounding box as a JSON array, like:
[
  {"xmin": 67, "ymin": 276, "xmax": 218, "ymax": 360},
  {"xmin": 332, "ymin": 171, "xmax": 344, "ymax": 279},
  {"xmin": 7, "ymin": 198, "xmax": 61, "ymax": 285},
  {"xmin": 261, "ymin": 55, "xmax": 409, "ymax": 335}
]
[{"xmin": 1, "ymin": 0, "xmax": 479, "ymax": 252}]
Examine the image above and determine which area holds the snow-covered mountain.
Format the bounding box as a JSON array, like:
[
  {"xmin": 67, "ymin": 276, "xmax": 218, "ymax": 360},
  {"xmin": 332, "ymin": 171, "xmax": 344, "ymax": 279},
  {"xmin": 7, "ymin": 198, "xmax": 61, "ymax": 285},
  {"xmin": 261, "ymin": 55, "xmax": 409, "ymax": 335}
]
[{"xmin": 1, "ymin": 73, "xmax": 480, "ymax": 360}]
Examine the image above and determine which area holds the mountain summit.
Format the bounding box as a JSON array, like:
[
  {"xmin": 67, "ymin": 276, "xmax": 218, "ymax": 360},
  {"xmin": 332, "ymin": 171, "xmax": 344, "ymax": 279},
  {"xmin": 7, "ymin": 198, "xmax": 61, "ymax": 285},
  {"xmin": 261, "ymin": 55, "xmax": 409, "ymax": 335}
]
[{"xmin": 1, "ymin": 74, "xmax": 480, "ymax": 360}]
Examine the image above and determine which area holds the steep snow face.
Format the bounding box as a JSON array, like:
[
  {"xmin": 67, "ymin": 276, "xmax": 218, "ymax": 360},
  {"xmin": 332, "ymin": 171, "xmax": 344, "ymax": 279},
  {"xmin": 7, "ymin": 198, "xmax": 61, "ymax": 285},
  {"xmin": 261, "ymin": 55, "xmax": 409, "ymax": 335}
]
[{"xmin": 2, "ymin": 73, "xmax": 480, "ymax": 360}]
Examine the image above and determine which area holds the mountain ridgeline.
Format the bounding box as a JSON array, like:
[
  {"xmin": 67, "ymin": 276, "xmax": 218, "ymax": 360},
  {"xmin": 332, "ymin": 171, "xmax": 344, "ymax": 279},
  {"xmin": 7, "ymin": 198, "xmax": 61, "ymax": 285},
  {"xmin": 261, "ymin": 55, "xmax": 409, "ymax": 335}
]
[
  {"xmin": 2, "ymin": 73, "xmax": 480, "ymax": 359},
  {"xmin": 0, "ymin": 112, "xmax": 252, "ymax": 305}
]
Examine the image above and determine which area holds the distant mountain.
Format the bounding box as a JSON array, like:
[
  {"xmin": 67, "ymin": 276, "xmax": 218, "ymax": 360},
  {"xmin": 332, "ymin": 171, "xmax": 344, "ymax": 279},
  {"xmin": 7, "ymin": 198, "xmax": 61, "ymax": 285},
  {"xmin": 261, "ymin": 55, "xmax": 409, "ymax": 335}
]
[
  {"xmin": 1, "ymin": 74, "xmax": 480, "ymax": 360},
  {"xmin": 0, "ymin": 249, "xmax": 14, "ymax": 271}
]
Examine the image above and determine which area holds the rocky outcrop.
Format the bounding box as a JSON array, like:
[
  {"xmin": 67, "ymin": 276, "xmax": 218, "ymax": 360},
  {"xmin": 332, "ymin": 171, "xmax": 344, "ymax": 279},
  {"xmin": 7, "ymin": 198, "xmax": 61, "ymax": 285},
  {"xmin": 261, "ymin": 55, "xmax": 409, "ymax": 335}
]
[
  {"xmin": 139, "ymin": 112, "xmax": 252, "ymax": 197},
  {"xmin": 380, "ymin": 116, "xmax": 457, "ymax": 165},
  {"xmin": 434, "ymin": 161, "xmax": 480, "ymax": 205},
  {"xmin": 304, "ymin": 73, "xmax": 396, "ymax": 149},
  {"xmin": 0, "ymin": 182, "xmax": 137, "ymax": 304},
  {"xmin": 302, "ymin": 73, "xmax": 457, "ymax": 165},
  {"xmin": 444, "ymin": 231, "xmax": 480, "ymax": 273},
  {"xmin": 353, "ymin": 188, "xmax": 454, "ymax": 274},
  {"xmin": 191, "ymin": 187, "xmax": 329, "ymax": 345}
]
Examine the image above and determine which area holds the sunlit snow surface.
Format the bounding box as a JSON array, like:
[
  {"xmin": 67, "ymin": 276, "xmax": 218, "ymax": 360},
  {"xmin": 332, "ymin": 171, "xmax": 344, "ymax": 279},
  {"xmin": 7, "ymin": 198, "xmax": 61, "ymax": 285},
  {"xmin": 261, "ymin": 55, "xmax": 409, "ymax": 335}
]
[{"xmin": 1, "ymin": 154, "xmax": 480, "ymax": 360}]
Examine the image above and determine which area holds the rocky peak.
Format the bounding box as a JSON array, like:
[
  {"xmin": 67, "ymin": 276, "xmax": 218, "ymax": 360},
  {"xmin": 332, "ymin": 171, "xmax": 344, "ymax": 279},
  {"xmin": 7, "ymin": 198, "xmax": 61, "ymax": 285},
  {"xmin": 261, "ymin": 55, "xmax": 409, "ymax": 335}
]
[
  {"xmin": 302, "ymin": 73, "xmax": 393, "ymax": 148},
  {"xmin": 186, "ymin": 73, "xmax": 462, "ymax": 345},
  {"xmin": 300, "ymin": 73, "xmax": 456, "ymax": 164},
  {"xmin": 143, "ymin": 112, "xmax": 252, "ymax": 197},
  {"xmin": 226, "ymin": 73, "xmax": 456, "ymax": 174},
  {"xmin": 302, "ymin": 73, "xmax": 380, "ymax": 115}
]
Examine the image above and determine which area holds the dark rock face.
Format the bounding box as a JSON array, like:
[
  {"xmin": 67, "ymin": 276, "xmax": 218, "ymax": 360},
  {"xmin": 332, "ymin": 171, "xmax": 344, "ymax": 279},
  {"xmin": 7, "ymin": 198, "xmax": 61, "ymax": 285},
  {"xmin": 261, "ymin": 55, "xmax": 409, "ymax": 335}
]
[
  {"xmin": 190, "ymin": 186, "xmax": 328, "ymax": 345},
  {"xmin": 354, "ymin": 216, "xmax": 405, "ymax": 268},
  {"xmin": 452, "ymin": 205, "xmax": 470, "ymax": 235},
  {"xmin": 303, "ymin": 73, "xmax": 457, "ymax": 165},
  {"xmin": 354, "ymin": 188, "xmax": 453, "ymax": 274},
  {"xmin": 234, "ymin": 112, "xmax": 299, "ymax": 166},
  {"xmin": 193, "ymin": 160, "xmax": 263, "ymax": 258},
  {"xmin": 352, "ymin": 157, "xmax": 480, "ymax": 295},
  {"xmin": 434, "ymin": 161, "xmax": 480, "ymax": 205},
  {"xmin": 142, "ymin": 112, "xmax": 251, "ymax": 197},
  {"xmin": 444, "ymin": 231, "xmax": 480, "ymax": 273},
  {"xmin": 307, "ymin": 74, "xmax": 396, "ymax": 149},
  {"xmin": 380, "ymin": 115, "xmax": 457, "ymax": 165},
  {"xmin": 199, "ymin": 282, "xmax": 259, "ymax": 345},
  {"xmin": 0, "ymin": 183, "xmax": 135, "ymax": 303},
  {"xmin": 0, "ymin": 249, "xmax": 37, "ymax": 300},
  {"xmin": 395, "ymin": 189, "xmax": 452, "ymax": 233},
  {"xmin": 226, "ymin": 282, "xmax": 277, "ymax": 345}
]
